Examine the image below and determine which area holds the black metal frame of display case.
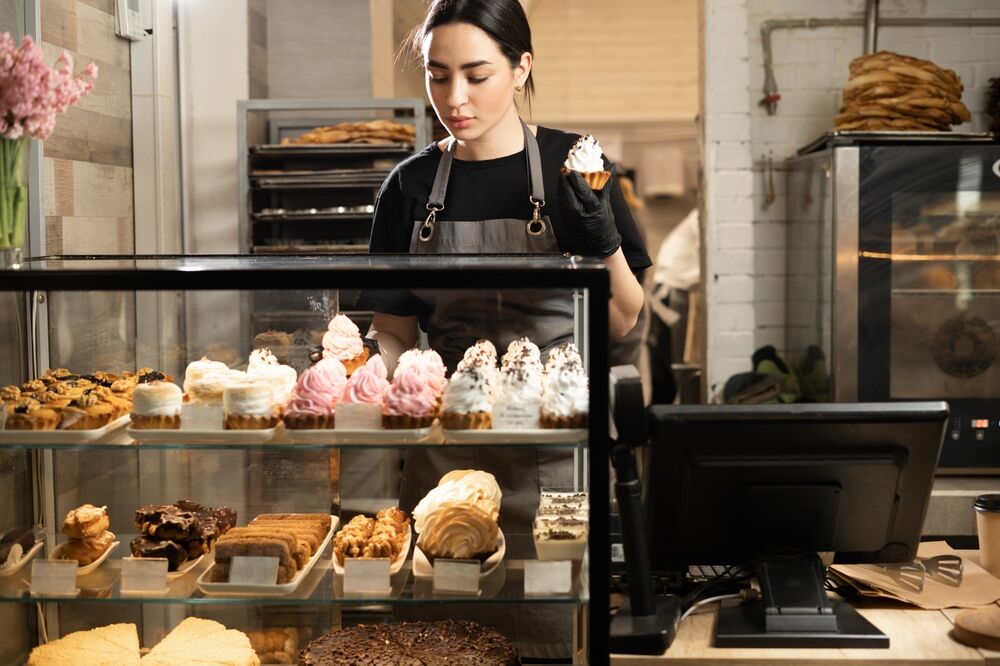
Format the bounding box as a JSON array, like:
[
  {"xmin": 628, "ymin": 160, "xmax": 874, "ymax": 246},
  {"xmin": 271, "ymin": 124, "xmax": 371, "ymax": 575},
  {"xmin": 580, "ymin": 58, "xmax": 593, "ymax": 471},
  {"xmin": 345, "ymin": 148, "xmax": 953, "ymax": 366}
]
[{"xmin": 0, "ymin": 253, "xmax": 611, "ymax": 664}]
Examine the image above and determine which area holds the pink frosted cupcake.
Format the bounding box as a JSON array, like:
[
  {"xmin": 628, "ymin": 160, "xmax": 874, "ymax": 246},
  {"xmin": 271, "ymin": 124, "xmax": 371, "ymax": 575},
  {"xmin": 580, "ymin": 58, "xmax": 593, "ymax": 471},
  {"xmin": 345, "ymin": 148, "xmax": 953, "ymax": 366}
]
[
  {"xmin": 383, "ymin": 364, "xmax": 438, "ymax": 429},
  {"xmin": 336, "ymin": 355, "xmax": 390, "ymax": 429},
  {"xmin": 396, "ymin": 349, "xmax": 448, "ymax": 405},
  {"xmin": 283, "ymin": 357, "xmax": 347, "ymax": 429},
  {"xmin": 322, "ymin": 314, "xmax": 369, "ymax": 375}
]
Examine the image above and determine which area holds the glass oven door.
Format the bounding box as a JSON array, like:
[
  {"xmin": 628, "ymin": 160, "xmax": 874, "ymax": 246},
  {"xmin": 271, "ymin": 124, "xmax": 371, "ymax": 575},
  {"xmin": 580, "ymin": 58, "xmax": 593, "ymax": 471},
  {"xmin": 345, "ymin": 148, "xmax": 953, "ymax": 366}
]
[{"xmin": 858, "ymin": 144, "xmax": 1000, "ymax": 468}]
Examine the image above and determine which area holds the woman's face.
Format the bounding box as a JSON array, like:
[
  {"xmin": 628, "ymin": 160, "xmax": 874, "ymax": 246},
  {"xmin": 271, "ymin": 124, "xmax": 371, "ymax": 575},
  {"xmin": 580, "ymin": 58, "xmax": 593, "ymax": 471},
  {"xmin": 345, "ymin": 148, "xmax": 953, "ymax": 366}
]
[{"xmin": 422, "ymin": 22, "xmax": 529, "ymax": 143}]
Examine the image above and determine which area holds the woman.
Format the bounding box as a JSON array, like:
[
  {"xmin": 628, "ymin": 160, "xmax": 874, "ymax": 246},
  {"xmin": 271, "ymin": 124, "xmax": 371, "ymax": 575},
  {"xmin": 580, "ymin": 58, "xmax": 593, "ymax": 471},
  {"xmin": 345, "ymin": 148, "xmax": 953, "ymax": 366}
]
[{"xmin": 358, "ymin": 0, "xmax": 650, "ymax": 657}]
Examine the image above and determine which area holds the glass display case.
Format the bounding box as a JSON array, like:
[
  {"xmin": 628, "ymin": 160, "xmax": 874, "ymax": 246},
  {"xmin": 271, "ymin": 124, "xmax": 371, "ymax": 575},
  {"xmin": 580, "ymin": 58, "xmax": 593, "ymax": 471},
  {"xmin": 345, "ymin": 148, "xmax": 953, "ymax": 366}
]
[
  {"xmin": 0, "ymin": 255, "xmax": 609, "ymax": 664},
  {"xmin": 786, "ymin": 133, "xmax": 1000, "ymax": 470}
]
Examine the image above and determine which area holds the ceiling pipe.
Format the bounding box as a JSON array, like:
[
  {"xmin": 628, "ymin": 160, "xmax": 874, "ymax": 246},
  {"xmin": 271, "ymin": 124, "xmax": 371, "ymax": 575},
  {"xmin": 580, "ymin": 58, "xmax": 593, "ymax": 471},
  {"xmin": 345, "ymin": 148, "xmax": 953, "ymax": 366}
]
[
  {"xmin": 864, "ymin": 0, "xmax": 880, "ymax": 54},
  {"xmin": 759, "ymin": 16, "xmax": 1000, "ymax": 115}
]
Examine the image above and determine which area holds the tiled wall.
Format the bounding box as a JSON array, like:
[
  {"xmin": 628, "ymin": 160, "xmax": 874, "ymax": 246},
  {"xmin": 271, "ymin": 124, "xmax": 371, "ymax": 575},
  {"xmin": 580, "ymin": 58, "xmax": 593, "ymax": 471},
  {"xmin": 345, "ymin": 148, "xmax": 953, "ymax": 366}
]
[
  {"xmin": 703, "ymin": 0, "xmax": 1000, "ymax": 396},
  {"xmin": 41, "ymin": 0, "xmax": 133, "ymax": 254}
]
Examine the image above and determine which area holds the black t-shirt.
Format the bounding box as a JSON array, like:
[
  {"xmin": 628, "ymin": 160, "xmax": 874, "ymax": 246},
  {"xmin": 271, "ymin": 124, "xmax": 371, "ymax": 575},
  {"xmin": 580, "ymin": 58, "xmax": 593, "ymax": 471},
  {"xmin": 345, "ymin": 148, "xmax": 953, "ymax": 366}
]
[{"xmin": 358, "ymin": 125, "xmax": 652, "ymax": 317}]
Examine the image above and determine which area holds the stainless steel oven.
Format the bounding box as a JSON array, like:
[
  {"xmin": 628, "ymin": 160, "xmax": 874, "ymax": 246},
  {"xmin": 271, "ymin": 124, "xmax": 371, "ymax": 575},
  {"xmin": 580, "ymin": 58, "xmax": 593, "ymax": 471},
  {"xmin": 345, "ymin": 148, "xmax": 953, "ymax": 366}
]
[{"xmin": 787, "ymin": 132, "xmax": 1000, "ymax": 470}]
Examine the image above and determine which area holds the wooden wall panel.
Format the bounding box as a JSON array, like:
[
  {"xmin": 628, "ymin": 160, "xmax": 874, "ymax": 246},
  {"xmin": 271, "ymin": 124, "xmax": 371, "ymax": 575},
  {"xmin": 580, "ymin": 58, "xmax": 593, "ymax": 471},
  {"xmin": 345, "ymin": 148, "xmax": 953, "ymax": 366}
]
[{"xmin": 41, "ymin": 0, "xmax": 132, "ymax": 254}]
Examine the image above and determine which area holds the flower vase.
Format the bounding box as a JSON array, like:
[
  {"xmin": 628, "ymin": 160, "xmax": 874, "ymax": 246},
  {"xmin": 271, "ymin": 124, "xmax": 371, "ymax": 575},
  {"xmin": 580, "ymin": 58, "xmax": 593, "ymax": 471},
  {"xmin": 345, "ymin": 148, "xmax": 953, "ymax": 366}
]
[{"xmin": 0, "ymin": 137, "xmax": 28, "ymax": 269}]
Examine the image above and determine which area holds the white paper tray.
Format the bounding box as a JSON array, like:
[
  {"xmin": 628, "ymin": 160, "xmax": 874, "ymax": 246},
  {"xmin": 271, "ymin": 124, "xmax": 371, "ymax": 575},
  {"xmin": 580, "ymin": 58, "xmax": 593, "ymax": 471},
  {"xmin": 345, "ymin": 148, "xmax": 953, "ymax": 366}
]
[
  {"xmin": 0, "ymin": 415, "xmax": 131, "ymax": 444},
  {"xmin": 49, "ymin": 540, "xmax": 119, "ymax": 576},
  {"xmin": 196, "ymin": 516, "xmax": 339, "ymax": 596},
  {"xmin": 333, "ymin": 524, "xmax": 411, "ymax": 575},
  {"xmin": 169, "ymin": 552, "xmax": 206, "ymax": 579},
  {"xmin": 412, "ymin": 528, "xmax": 505, "ymax": 579},
  {"xmin": 127, "ymin": 427, "xmax": 277, "ymax": 445},
  {"xmin": 0, "ymin": 541, "xmax": 44, "ymax": 577},
  {"xmin": 443, "ymin": 429, "xmax": 587, "ymax": 445}
]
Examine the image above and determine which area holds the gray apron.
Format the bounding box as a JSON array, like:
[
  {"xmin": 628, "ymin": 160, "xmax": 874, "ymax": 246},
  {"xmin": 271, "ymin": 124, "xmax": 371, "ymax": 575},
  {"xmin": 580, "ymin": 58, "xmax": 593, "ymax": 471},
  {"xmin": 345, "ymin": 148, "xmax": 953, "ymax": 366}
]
[{"xmin": 397, "ymin": 122, "xmax": 576, "ymax": 659}]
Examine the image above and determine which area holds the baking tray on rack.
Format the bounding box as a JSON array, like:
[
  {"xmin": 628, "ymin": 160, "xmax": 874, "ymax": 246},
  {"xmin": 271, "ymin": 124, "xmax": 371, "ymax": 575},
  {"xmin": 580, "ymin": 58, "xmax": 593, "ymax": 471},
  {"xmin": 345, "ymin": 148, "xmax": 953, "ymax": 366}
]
[{"xmin": 251, "ymin": 143, "xmax": 413, "ymax": 158}]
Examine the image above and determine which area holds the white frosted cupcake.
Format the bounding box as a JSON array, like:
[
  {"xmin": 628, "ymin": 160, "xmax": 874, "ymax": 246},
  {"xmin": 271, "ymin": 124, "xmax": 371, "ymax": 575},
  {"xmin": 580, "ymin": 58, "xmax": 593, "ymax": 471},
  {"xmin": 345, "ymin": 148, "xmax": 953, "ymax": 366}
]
[
  {"xmin": 181, "ymin": 358, "xmax": 245, "ymax": 430},
  {"xmin": 440, "ymin": 366, "xmax": 492, "ymax": 430},
  {"xmin": 247, "ymin": 347, "xmax": 297, "ymax": 408},
  {"xmin": 540, "ymin": 348, "xmax": 588, "ymax": 429},
  {"xmin": 223, "ymin": 382, "xmax": 279, "ymax": 430},
  {"xmin": 561, "ymin": 134, "xmax": 611, "ymax": 190},
  {"xmin": 492, "ymin": 359, "xmax": 543, "ymax": 430},
  {"xmin": 131, "ymin": 381, "xmax": 182, "ymax": 429},
  {"xmin": 322, "ymin": 314, "xmax": 369, "ymax": 375}
]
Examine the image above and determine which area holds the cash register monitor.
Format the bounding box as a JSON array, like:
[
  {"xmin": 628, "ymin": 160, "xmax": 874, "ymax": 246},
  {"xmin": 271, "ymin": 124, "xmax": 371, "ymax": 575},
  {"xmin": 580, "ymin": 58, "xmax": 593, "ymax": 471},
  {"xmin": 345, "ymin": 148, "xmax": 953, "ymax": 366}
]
[{"xmin": 644, "ymin": 402, "xmax": 947, "ymax": 648}]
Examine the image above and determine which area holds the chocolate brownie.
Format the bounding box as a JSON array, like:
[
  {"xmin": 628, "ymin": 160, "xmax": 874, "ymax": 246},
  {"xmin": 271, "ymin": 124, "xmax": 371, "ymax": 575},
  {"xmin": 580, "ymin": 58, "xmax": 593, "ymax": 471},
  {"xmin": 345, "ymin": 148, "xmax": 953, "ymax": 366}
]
[
  {"xmin": 298, "ymin": 620, "xmax": 518, "ymax": 666},
  {"xmin": 129, "ymin": 536, "xmax": 188, "ymax": 571}
]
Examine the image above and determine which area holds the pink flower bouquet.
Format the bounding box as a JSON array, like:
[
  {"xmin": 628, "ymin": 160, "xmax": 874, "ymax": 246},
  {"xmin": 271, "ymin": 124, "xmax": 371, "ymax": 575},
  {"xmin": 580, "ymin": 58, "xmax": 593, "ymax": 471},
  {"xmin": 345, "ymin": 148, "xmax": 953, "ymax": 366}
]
[{"xmin": 0, "ymin": 33, "xmax": 97, "ymax": 251}]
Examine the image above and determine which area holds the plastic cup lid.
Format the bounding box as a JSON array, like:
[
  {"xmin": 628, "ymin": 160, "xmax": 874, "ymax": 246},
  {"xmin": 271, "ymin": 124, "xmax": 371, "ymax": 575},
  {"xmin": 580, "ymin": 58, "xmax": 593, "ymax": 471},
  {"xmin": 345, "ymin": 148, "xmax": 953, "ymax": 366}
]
[{"xmin": 973, "ymin": 494, "xmax": 1000, "ymax": 512}]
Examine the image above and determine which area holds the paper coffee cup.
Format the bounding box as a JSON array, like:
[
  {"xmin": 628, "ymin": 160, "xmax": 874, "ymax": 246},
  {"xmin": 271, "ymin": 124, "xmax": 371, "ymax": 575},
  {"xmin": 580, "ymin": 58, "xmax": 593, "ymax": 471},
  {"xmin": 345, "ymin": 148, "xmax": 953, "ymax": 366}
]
[{"xmin": 974, "ymin": 494, "xmax": 1000, "ymax": 578}]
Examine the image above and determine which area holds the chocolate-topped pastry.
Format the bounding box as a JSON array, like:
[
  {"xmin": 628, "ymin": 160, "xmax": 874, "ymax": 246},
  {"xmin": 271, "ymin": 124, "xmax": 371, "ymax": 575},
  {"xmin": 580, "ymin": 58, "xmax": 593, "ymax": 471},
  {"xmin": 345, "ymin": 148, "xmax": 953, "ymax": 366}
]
[
  {"xmin": 130, "ymin": 536, "xmax": 189, "ymax": 571},
  {"xmin": 299, "ymin": 620, "xmax": 518, "ymax": 666},
  {"xmin": 135, "ymin": 504, "xmax": 200, "ymax": 540}
]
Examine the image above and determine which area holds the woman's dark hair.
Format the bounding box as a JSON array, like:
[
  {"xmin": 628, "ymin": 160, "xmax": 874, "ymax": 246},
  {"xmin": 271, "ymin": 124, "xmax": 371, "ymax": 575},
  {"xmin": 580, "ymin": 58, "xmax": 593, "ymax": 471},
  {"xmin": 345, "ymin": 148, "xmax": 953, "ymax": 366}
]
[{"xmin": 402, "ymin": 0, "xmax": 535, "ymax": 105}]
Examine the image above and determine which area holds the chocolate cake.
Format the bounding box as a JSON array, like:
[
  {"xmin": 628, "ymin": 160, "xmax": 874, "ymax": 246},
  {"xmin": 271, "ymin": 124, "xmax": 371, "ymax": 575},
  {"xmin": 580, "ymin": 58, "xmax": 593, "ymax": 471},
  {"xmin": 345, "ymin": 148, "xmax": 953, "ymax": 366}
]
[
  {"xmin": 130, "ymin": 536, "xmax": 188, "ymax": 571},
  {"xmin": 298, "ymin": 620, "xmax": 518, "ymax": 666}
]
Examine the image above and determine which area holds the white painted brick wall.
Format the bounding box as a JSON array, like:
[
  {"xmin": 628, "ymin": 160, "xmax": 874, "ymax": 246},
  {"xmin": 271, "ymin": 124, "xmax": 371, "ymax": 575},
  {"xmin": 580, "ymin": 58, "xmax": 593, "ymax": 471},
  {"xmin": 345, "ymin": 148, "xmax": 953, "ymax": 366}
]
[{"xmin": 703, "ymin": 0, "xmax": 1000, "ymax": 397}]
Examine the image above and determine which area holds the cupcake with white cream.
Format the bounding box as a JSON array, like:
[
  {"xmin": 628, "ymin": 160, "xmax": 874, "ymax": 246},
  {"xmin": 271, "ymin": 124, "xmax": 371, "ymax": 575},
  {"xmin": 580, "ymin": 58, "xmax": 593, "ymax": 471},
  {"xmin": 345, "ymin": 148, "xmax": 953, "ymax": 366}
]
[
  {"xmin": 223, "ymin": 381, "xmax": 279, "ymax": 430},
  {"xmin": 131, "ymin": 381, "xmax": 183, "ymax": 429},
  {"xmin": 321, "ymin": 314, "xmax": 369, "ymax": 375},
  {"xmin": 540, "ymin": 345, "xmax": 589, "ymax": 429},
  {"xmin": 561, "ymin": 134, "xmax": 611, "ymax": 190},
  {"xmin": 440, "ymin": 365, "xmax": 492, "ymax": 430}
]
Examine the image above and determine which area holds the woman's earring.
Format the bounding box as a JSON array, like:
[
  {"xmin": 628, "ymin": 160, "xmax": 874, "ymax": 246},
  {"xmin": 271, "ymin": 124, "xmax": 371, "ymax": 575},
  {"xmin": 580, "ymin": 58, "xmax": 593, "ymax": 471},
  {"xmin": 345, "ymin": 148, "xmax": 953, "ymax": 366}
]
[{"xmin": 515, "ymin": 84, "xmax": 523, "ymax": 92}]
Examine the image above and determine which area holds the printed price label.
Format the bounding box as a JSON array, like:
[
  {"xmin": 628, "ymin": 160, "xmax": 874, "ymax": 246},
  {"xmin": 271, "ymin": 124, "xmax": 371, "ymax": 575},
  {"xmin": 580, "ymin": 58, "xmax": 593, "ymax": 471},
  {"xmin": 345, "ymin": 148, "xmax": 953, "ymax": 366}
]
[
  {"xmin": 433, "ymin": 559, "xmax": 480, "ymax": 595},
  {"xmin": 524, "ymin": 560, "xmax": 573, "ymax": 595},
  {"xmin": 30, "ymin": 560, "xmax": 78, "ymax": 596},
  {"xmin": 120, "ymin": 557, "xmax": 168, "ymax": 594},
  {"xmin": 229, "ymin": 556, "xmax": 280, "ymax": 585},
  {"xmin": 343, "ymin": 558, "xmax": 391, "ymax": 596}
]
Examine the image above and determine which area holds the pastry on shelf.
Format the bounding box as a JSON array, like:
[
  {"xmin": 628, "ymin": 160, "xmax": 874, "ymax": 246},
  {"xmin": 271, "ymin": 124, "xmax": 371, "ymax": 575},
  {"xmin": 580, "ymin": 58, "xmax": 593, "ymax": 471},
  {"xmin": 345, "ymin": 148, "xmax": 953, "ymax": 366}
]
[
  {"xmin": 492, "ymin": 337, "xmax": 549, "ymax": 430},
  {"xmin": 130, "ymin": 381, "xmax": 182, "ymax": 429},
  {"xmin": 246, "ymin": 348, "xmax": 297, "ymax": 407},
  {"xmin": 246, "ymin": 627, "xmax": 299, "ymax": 665},
  {"xmin": 223, "ymin": 382, "xmax": 280, "ymax": 430},
  {"xmin": 321, "ymin": 313, "xmax": 369, "ymax": 375},
  {"xmin": 55, "ymin": 529, "xmax": 115, "ymax": 566},
  {"xmin": 27, "ymin": 623, "xmax": 140, "ymax": 665},
  {"xmin": 533, "ymin": 490, "xmax": 589, "ymax": 561},
  {"xmin": 456, "ymin": 338, "xmax": 499, "ymax": 394},
  {"xmin": 382, "ymin": 363, "xmax": 438, "ymax": 429},
  {"xmin": 440, "ymin": 365, "xmax": 492, "ymax": 429},
  {"xmin": 141, "ymin": 617, "xmax": 259, "ymax": 666},
  {"xmin": 132, "ymin": 500, "xmax": 236, "ymax": 570},
  {"xmin": 540, "ymin": 343, "xmax": 589, "ymax": 429},
  {"xmin": 299, "ymin": 620, "xmax": 517, "ymax": 666},
  {"xmin": 210, "ymin": 513, "xmax": 330, "ymax": 584},
  {"xmin": 336, "ymin": 355, "xmax": 389, "ymax": 429},
  {"xmin": 333, "ymin": 507, "xmax": 409, "ymax": 565},
  {"xmin": 413, "ymin": 470, "xmax": 501, "ymax": 561},
  {"xmin": 61, "ymin": 503, "xmax": 110, "ymax": 539},
  {"xmin": 283, "ymin": 356, "xmax": 346, "ymax": 429}
]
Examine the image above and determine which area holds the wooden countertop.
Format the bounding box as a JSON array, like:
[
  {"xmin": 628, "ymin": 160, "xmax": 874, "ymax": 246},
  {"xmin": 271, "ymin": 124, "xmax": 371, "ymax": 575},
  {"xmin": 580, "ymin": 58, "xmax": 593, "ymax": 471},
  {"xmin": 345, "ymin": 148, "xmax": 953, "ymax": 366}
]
[{"xmin": 611, "ymin": 552, "xmax": 999, "ymax": 665}]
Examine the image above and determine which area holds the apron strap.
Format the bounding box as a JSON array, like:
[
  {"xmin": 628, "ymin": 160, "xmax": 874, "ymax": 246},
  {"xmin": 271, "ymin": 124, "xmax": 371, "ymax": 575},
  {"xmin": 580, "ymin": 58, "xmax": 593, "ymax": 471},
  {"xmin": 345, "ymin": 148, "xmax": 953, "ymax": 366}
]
[{"xmin": 425, "ymin": 121, "xmax": 546, "ymax": 215}]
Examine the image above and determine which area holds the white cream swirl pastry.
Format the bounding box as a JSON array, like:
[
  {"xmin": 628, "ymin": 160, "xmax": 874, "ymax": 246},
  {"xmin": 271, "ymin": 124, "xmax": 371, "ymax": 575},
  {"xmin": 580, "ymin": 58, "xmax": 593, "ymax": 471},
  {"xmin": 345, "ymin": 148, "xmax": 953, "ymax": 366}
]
[
  {"xmin": 413, "ymin": 469, "xmax": 502, "ymax": 534},
  {"xmin": 455, "ymin": 339, "xmax": 498, "ymax": 390},
  {"xmin": 501, "ymin": 337, "xmax": 542, "ymax": 372},
  {"xmin": 440, "ymin": 366, "xmax": 492, "ymax": 415},
  {"xmin": 183, "ymin": 357, "xmax": 238, "ymax": 400},
  {"xmin": 223, "ymin": 382, "xmax": 276, "ymax": 416},
  {"xmin": 416, "ymin": 502, "xmax": 499, "ymax": 560},
  {"xmin": 563, "ymin": 134, "xmax": 605, "ymax": 173},
  {"xmin": 322, "ymin": 314, "xmax": 364, "ymax": 362},
  {"xmin": 132, "ymin": 381, "xmax": 182, "ymax": 416},
  {"xmin": 541, "ymin": 356, "xmax": 588, "ymax": 418},
  {"xmin": 247, "ymin": 347, "xmax": 297, "ymax": 405}
]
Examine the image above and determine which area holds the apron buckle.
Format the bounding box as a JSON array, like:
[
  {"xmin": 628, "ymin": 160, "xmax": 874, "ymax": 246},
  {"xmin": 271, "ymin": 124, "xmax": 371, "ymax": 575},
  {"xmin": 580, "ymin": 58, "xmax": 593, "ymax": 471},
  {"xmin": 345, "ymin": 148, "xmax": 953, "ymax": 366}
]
[
  {"xmin": 420, "ymin": 205, "xmax": 442, "ymax": 242},
  {"xmin": 527, "ymin": 198, "xmax": 546, "ymax": 236}
]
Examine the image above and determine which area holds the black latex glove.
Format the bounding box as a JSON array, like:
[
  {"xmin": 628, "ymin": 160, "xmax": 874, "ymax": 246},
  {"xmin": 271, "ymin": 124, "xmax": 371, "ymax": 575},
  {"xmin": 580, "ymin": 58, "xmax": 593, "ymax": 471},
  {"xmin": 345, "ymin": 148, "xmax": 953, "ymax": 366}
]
[{"xmin": 560, "ymin": 170, "xmax": 622, "ymax": 258}]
